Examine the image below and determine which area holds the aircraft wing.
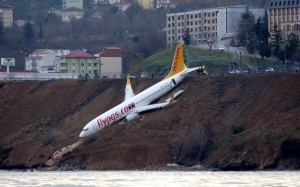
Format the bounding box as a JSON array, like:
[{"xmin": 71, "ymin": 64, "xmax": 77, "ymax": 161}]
[
  {"xmin": 132, "ymin": 90, "xmax": 184, "ymax": 113},
  {"xmin": 134, "ymin": 102, "xmax": 171, "ymax": 113}
]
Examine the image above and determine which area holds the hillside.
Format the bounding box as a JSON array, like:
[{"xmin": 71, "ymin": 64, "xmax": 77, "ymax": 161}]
[{"xmin": 0, "ymin": 73, "xmax": 299, "ymax": 171}]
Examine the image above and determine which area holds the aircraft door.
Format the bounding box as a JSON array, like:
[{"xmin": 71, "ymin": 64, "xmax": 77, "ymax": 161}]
[{"xmin": 170, "ymin": 79, "xmax": 177, "ymax": 88}]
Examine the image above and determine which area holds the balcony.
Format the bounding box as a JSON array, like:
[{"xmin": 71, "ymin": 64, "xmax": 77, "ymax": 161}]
[{"xmin": 59, "ymin": 66, "xmax": 67, "ymax": 71}]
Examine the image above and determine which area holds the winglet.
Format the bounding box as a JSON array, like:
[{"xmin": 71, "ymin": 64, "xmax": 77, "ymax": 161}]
[{"xmin": 163, "ymin": 44, "xmax": 186, "ymax": 80}]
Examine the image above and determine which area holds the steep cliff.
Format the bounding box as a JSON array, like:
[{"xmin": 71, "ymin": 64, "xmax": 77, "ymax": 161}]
[{"xmin": 0, "ymin": 74, "xmax": 299, "ymax": 170}]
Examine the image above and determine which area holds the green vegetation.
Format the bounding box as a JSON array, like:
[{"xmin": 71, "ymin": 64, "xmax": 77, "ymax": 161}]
[{"xmin": 128, "ymin": 45, "xmax": 283, "ymax": 75}]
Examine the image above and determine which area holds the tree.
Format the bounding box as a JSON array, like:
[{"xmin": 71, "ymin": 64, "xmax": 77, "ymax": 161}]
[
  {"xmin": 0, "ymin": 21, "xmax": 4, "ymax": 45},
  {"xmin": 110, "ymin": 6, "xmax": 119, "ymax": 14},
  {"xmin": 38, "ymin": 24, "xmax": 44, "ymax": 40},
  {"xmin": 182, "ymin": 28, "xmax": 191, "ymax": 46},
  {"xmin": 256, "ymin": 10, "xmax": 271, "ymax": 58},
  {"xmin": 237, "ymin": 5, "xmax": 255, "ymax": 47},
  {"xmin": 270, "ymin": 24, "xmax": 282, "ymax": 60},
  {"xmin": 23, "ymin": 22, "xmax": 35, "ymax": 43},
  {"xmin": 285, "ymin": 33, "xmax": 299, "ymax": 61}
]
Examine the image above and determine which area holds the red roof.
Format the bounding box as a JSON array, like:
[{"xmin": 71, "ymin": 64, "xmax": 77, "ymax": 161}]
[
  {"xmin": 99, "ymin": 47, "xmax": 122, "ymax": 57},
  {"xmin": 62, "ymin": 50, "xmax": 96, "ymax": 58}
]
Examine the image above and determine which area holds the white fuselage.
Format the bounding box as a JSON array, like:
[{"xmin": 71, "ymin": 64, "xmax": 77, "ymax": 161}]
[{"xmin": 79, "ymin": 72, "xmax": 186, "ymax": 137}]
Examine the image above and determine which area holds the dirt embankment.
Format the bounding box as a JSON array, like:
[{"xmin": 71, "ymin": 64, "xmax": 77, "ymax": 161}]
[{"xmin": 0, "ymin": 74, "xmax": 299, "ymax": 171}]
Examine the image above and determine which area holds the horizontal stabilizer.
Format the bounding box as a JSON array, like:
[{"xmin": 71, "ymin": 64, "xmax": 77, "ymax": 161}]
[
  {"xmin": 180, "ymin": 67, "xmax": 200, "ymax": 76},
  {"xmin": 165, "ymin": 90, "xmax": 184, "ymax": 102}
]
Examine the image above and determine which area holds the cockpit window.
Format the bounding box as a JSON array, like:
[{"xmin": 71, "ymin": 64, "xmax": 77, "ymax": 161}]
[{"xmin": 83, "ymin": 128, "xmax": 89, "ymax": 131}]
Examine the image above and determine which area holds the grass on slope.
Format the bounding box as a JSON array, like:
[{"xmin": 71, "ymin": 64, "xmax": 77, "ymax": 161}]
[{"xmin": 128, "ymin": 46, "xmax": 283, "ymax": 75}]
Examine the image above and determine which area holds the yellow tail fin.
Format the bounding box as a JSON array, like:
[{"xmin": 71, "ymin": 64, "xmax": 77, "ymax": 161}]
[
  {"xmin": 163, "ymin": 44, "xmax": 186, "ymax": 80},
  {"xmin": 126, "ymin": 74, "xmax": 131, "ymax": 85}
]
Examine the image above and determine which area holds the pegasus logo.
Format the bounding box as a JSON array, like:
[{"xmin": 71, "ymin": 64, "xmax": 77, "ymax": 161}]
[{"xmin": 173, "ymin": 46, "xmax": 181, "ymax": 72}]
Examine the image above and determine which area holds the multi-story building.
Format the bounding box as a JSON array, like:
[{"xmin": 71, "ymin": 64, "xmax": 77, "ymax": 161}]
[
  {"xmin": 25, "ymin": 51, "xmax": 57, "ymax": 72},
  {"xmin": 166, "ymin": 5, "xmax": 265, "ymax": 47},
  {"xmin": 0, "ymin": 2, "xmax": 13, "ymax": 28},
  {"xmin": 25, "ymin": 49, "xmax": 71, "ymax": 72},
  {"xmin": 62, "ymin": 0, "xmax": 83, "ymax": 10},
  {"xmin": 61, "ymin": 7, "xmax": 84, "ymax": 22},
  {"xmin": 59, "ymin": 50, "xmax": 99, "ymax": 78},
  {"xmin": 95, "ymin": 47, "xmax": 122, "ymax": 78},
  {"xmin": 268, "ymin": 0, "xmax": 300, "ymax": 40}
]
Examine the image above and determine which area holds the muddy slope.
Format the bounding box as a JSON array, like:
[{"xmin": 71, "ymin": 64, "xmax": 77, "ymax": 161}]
[{"xmin": 0, "ymin": 74, "xmax": 299, "ymax": 170}]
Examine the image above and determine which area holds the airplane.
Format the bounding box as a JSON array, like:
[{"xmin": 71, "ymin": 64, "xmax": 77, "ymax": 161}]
[{"xmin": 79, "ymin": 44, "xmax": 200, "ymax": 138}]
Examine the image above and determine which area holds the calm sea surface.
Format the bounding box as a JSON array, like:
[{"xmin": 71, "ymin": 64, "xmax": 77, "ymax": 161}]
[{"xmin": 0, "ymin": 170, "xmax": 299, "ymax": 187}]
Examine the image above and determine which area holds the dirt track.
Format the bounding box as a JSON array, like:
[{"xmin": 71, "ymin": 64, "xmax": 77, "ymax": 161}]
[{"xmin": 0, "ymin": 73, "xmax": 299, "ymax": 170}]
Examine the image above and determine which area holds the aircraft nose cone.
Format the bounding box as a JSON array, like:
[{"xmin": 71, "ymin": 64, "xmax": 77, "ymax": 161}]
[{"xmin": 79, "ymin": 131, "xmax": 85, "ymax": 138}]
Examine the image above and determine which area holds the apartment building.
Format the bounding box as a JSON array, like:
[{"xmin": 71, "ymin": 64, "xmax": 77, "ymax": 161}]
[
  {"xmin": 59, "ymin": 50, "xmax": 99, "ymax": 78},
  {"xmin": 62, "ymin": 0, "xmax": 83, "ymax": 10},
  {"xmin": 166, "ymin": 5, "xmax": 265, "ymax": 47},
  {"xmin": 25, "ymin": 49, "xmax": 71, "ymax": 72},
  {"xmin": 0, "ymin": 2, "xmax": 13, "ymax": 28},
  {"xmin": 268, "ymin": 0, "xmax": 300, "ymax": 40}
]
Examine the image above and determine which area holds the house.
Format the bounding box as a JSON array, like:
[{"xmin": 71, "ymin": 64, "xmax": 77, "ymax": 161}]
[
  {"xmin": 268, "ymin": 0, "xmax": 300, "ymax": 40},
  {"xmin": 154, "ymin": 0, "xmax": 178, "ymax": 9},
  {"xmin": 92, "ymin": 0, "xmax": 109, "ymax": 4},
  {"xmin": 62, "ymin": 0, "xmax": 83, "ymax": 9},
  {"xmin": 59, "ymin": 50, "xmax": 100, "ymax": 79},
  {"xmin": 115, "ymin": 1, "xmax": 132, "ymax": 12},
  {"xmin": 137, "ymin": 0, "xmax": 154, "ymax": 9},
  {"xmin": 91, "ymin": 12, "xmax": 104, "ymax": 19},
  {"xmin": 61, "ymin": 7, "xmax": 84, "ymax": 22},
  {"xmin": 166, "ymin": 5, "xmax": 265, "ymax": 47},
  {"xmin": 0, "ymin": 2, "xmax": 13, "ymax": 27},
  {"xmin": 14, "ymin": 19, "xmax": 27, "ymax": 27},
  {"xmin": 96, "ymin": 47, "xmax": 122, "ymax": 78}
]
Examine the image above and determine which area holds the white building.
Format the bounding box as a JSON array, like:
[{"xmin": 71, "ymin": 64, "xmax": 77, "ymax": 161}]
[
  {"xmin": 61, "ymin": 7, "xmax": 84, "ymax": 22},
  {"xmin": 166, "ymin": 5, "xmax": 265, "ymax": 47},
  {"xmin": 0, "ymin": 2, "xmax": 13, "ymax": 28},
  {"xmin": 268, "ymin": 0, "xmax": 300, "ymax": 40},
  {"xmin": 25, "ymin": 49, "xmax": 71, "ymax": 72}
]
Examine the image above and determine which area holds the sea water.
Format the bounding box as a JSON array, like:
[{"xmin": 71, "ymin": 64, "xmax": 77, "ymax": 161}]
[{"xmin": 0, "ymin": 170, "xmax": 299, "ymax": 187}]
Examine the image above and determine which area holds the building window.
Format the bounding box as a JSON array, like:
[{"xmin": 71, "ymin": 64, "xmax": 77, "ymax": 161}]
[
  {"xmin": 88, "ymin": 63, "xmax": 92, "ymax": 66},
  {"xmin": 72, "ymin": 70, "xmax": 75, "ymax": 73},
  {"xmin": 94, "ymin": 63, "xmax": 97, "ymax": 67},
  {"xmin": 81, "ymin": 70, "xmax": 84, "ymax": 73},
  {"xmin": 72, "ymin": 63, "xmax": 75, "ymax": 66},
  {"xmin": 88, "ymin": 70, "xmax": 92, "ymax": 74},
  {"xmin": 81, "ymin": 63, "xmax": 84, "ymax": 66}
]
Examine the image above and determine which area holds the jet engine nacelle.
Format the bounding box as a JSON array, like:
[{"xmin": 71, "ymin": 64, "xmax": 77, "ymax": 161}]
[{"xmin": 126, "ymin": 113, "xmax": 139, "ymax": 121}]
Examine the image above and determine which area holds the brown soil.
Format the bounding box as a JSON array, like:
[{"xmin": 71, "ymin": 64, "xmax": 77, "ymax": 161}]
[{"xmin": 0, "ymin": 73, "xmax": 300, "ymax": 170}]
